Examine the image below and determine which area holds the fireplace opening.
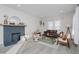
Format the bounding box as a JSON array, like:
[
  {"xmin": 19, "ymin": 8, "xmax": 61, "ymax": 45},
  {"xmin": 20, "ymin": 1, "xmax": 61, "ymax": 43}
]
[{"xmin": 11, "ymin": 33, "xmax": 20, "ymax": 44}]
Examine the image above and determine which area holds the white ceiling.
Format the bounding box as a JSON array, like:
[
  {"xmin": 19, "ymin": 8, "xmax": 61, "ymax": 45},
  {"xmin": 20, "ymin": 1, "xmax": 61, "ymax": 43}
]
[{"xmin": 3, "ymin": 4, "xmax": 76, "ymax": 17}]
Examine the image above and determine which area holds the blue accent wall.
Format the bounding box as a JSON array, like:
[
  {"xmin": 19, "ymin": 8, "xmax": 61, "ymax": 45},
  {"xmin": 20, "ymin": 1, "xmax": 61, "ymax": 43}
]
[{"xmin": 3, "ymin": 25, "xmax": 25, "ymax": 46}]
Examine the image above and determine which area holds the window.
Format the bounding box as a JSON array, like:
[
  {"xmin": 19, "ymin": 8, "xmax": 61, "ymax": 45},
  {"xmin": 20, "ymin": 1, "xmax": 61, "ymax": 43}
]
[
  {"xmin": 55, "ymin": 20, "xmax": 61, "ymax": 30},
  {"xmin": 47, "ymin": 21, "xmax": 54, "ymax": 30},
  {"xmin": 47, "ymin": 20, "xmax": 61, "ymax": 30}
]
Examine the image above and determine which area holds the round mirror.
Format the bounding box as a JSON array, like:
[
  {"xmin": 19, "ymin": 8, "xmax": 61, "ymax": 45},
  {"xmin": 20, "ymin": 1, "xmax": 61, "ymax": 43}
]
[{"xmin": 9, "ymin": 16, "xmax": 21, "ymax": 25}]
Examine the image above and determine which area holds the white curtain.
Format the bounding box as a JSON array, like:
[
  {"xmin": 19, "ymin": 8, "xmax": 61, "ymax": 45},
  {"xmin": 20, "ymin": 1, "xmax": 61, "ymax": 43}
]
[
  {"xmin": 55, "ymin": 20, "xmax": 61, "ymax": 31},
  {"xmin": 72, "ymin": 6, "xmax": 79, "ymax": 44}
]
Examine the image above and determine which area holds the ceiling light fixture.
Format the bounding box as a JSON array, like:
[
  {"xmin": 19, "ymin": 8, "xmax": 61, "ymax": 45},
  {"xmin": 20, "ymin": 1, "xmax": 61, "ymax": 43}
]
[
  {"xmin": 60, "ymin": 10, "xmax": 64, "ymax": 13},
  {"xmin": 17, "ymin": 4, "xmax": 21, "ymax": 7}
]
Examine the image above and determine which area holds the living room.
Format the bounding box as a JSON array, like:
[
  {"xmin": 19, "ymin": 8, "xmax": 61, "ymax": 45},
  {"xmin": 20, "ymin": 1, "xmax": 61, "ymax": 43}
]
[{"xmin": 0, "ymin": 4, "xmax": 79, "ymax": 54}]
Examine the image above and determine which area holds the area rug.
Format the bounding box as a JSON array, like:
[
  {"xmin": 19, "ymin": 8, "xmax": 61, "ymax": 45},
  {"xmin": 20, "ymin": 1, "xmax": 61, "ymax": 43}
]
[{"xmin": 40, "ymin": 36, "xmax": 56, "ymax": 45}]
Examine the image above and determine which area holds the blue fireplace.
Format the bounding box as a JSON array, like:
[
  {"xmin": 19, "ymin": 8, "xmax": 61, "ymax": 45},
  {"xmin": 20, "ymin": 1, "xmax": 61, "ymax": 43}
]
[
  {"xmin": 3, "ymin": 25, "xmax": 25, "ymax": 46},
  {"xmin": 12, "ymin": 33, "xmax": 20, "ymax": 44}
]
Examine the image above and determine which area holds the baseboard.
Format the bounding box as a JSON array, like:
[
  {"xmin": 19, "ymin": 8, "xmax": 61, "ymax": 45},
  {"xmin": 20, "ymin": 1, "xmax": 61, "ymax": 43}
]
[{"xmin": 73, "ymin": 43, "xmax": 78, "ymax": 47}]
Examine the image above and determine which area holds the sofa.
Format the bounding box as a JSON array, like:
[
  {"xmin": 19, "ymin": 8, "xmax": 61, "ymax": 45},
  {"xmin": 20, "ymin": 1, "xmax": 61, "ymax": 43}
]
[{"xmin": 43, "ymin": 30, "xmax": 58, "ymax": 38}]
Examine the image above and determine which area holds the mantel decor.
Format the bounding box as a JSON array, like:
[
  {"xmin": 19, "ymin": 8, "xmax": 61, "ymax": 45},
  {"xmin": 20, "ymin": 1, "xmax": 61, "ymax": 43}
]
[
  {"xmin": 9, "ymin": 16, "xmax": 21, "ymax": 25},
  {"xmin": 3, "ymin": 15, "xmax": 9, "ymax": 24}
]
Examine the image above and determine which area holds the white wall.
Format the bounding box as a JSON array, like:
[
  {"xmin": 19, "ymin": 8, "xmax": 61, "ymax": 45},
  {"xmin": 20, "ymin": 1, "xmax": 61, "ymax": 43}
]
[
  {"xmin": 72, "ymin": 6, "xmax": 79, "ymax": 44},
  {"xmin": 39, "ymin": 13, "xmax": 73, "ymax": 32},
  {"xmin": 0, "ymin": 26, "xmax": 3, "ymax": 45},
  {"xmin": 0, "ymin": 5, "xmax": 40, "ymax": 44}
]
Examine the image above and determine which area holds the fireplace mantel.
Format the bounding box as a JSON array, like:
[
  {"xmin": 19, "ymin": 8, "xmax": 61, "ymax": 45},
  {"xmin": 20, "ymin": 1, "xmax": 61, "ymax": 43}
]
[
  {"xmin": 2, "ymin": 24, "xmax": 26, "ymax": 27},
  {"xmin": 0, "ymin": 24, "xmax": 25, "ymax": 46}
]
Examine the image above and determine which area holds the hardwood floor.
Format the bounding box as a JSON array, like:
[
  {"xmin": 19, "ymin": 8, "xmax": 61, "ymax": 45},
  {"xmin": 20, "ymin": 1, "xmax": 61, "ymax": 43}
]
[
  {"xmin": 16, "ymin": 40, "xmax": 79, "ymax": 54},
  {"xmin": 0, "ymin": 44, "xmax": 13, "ymax": 54},
  {"xmin": 0, "ymin": 39, "xmax": 79, "ymax": 54}
]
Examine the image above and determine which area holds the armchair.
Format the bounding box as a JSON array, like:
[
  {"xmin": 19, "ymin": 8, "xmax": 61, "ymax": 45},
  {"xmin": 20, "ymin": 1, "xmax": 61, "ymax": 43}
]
[{"xmin": 57, "ymin": 32, "xmax": 70, "ymax": 48}]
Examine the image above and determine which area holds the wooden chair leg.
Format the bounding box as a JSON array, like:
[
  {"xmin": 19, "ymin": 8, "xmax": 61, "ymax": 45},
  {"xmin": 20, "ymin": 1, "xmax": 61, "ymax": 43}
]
[
  {"xmin": 67, "ymin": 42, "xmax": 70, "ymax": 48},
  {"xmin": 56, "ymin": 40, "xmax": 59, "ymax": 45}
]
